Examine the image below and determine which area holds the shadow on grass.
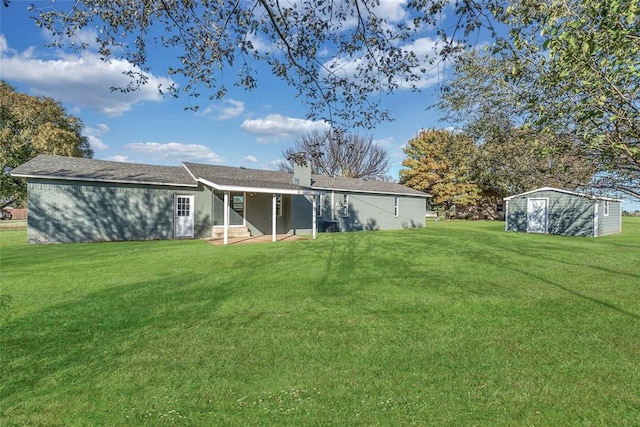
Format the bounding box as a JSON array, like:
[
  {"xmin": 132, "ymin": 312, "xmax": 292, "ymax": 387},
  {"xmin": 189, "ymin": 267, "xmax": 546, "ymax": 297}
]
[
  {"xmin": 0, "ymin": 272, "xmax": 232, "ymax": 400},
  {"xmin": 511, "ymin": 267, "xmax": 640, "ymax": 321},
  {"xmin": 448, "ymin": 222, "xmax": 640, "ymax": 319},
  {"xmin": 309, "ymin": 231, "xmax": 377, "ymax": 296}
]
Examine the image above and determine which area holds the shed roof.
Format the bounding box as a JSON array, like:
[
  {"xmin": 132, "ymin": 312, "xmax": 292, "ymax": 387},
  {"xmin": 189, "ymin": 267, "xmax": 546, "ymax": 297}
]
[
  {"xmin": 504, "ymin": 187, "xmax": 622, "ymax": 202},
  {"xmin": 10, "ymin": 154, "xmax": 198, "ymax": 187}
]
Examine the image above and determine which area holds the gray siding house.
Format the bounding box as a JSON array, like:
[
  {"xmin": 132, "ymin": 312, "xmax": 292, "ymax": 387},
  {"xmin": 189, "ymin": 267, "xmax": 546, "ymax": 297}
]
[
  {"xmin": 504, "ymin": 187, "xmax": 622, "ymax": 237},
  {"xmin": 11, "ymin": 155, "xmax": 430, "ymax": 244}
]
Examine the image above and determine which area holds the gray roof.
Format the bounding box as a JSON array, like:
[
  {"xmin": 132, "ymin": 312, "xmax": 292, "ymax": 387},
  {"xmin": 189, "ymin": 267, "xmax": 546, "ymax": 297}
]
[
  {"xmin": 10, "ymin": 154, "xmax": 197, "ymax": 187},
  {"xmin": 184, "ymin": 162, "xmax": 429, "ymax": 197},
  {"xmin": 311, "ymin": 174, "xmax": 430, "ymax": 197},
  {"xmin": 11, "ymin": 155, "xmax": 429, "ymax": 197},
  {"xmin": 504, "ymin": 187, "xmax": 622, "ymax": 202},
  {"xmin": 183, "ymin": 162, "xmax": 308, "ymax": 192}
]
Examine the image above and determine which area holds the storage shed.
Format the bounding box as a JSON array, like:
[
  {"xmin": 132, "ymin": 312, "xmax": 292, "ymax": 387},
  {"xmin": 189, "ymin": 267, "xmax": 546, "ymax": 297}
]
[{"xmin": 504, "ymin": 187, "xmax": 622, "ymax": 237}]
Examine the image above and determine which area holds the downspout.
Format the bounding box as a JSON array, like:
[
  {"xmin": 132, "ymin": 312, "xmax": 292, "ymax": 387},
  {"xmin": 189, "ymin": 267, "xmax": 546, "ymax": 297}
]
[
  {"xmin": 593, "ymin": 202, "xmax": 599, "ymax": 237},
  {"xmin": 620, "ymin": 202, "xmax": 623, "ymax": 233},
  {"xmin": 312, "ymin": 195, "xmax": 317, "ymax": 240}
]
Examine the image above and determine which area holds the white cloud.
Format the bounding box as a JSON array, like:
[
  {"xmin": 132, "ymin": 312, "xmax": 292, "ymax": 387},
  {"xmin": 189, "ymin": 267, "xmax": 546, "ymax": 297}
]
[
  {"xmin": 201, "ymin": 99, "xmax": 246, "ymax": 120},
  {"xmin": 125, "ymin": 142, "xmax": 224, "ymax": 164},
  {"xmin": 84, "ymin": 123, "xmax": 110, "ymax": 150},
  {"xmin": 240, "ymin": 114, "xmax": 330, "ymax": 143},
  {"xmin": 0, "ymin": 35, "xmax": 175, "ymax": 116},
  {"xmin": 324, "ymin": 36, "xmax": 443, "ymax": 91},
  {"xmin": 245, "ymin": 33, "xmax": 275, "ymax": 53},
  {"xmin": 104, "ymin": 155, "xmax": 131, "ymax": 163},
  {"xmin": 265, "ymin": 159, "xmax": 287, "ymax": 171},
  {"xmin": 373, "ymin": 0, "xmax": 410, "ymax": 23},
  {"xmin": 373, "ymin": 136, "xmax": 395, "ymax": 148},
  {"xmin": 242, "ymin": 155, "xmax": 258, "ymax": 163},
  {"xmin": 43, "ymin": 27, "xmax": 99, "ymax": 50},
  {"xmin": 0, "ymin": 35, "xmax": 8, "ymax": 53}
]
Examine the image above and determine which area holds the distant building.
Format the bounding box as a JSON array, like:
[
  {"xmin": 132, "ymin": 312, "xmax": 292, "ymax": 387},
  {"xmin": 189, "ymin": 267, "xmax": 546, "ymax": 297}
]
[{"xmin": 504, "ymin": 187, "xmax": 622, "ymax": 237}]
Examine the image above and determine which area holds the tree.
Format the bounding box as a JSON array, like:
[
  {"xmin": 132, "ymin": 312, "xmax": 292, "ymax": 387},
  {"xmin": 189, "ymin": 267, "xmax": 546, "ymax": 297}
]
[
  {"xmin": 473, "ymin": 131, "xmax": 597, "ymax": 195},
  {"xmin": 17, "ymin": 0, "xmax": 467, "ymax": 129},
  {"xmin": 438, "ymin": 50, "xmax": 597, "ymax": 195},
  {"xmin": 483, "ymin": 0, "xmax": 640, "ymax": 198},
  {"xmin": 279, "ymin": 131, "xmax": 391, "ymax": 180},
  {"xmin": 399, "ymin": 129, "xmax": 481, "ymax": 213},
  {"xmin": 10, "ymin": 0, "xmax": 636, "ymax": 192},
  {"xmin": 0, "ymin": 81, "xmax": 93, "ymax": 207}
]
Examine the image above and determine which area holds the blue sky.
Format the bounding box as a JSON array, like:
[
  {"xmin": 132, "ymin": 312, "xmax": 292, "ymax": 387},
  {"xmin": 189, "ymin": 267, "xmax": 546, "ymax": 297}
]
[
  {"xmin": 2, "ymin": 1, "xmax": 638, "ymax": 211},
  {"xmin": 1, "ymin": 1, "xmax": 449, "ymax": 176}
]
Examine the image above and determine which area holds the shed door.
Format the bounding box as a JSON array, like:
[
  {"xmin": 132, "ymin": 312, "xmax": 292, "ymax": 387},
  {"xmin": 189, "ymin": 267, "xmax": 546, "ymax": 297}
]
[
  {"xmin": 527, "ymin": 198, "xmax": 548, "ymax": 233},
  {"xmin": 174, "ymin": 195, "xmax": 194, "ymax": 237}
]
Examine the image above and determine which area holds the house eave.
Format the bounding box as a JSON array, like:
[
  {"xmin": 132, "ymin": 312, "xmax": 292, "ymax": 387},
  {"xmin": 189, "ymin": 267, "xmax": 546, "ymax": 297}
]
[
  {"xmin": 311, "ymin": 185, "xmax": 431, "ymax": 198},
  {"xmin": 10, "ymin": 172, "xmax": 199, "ymax": 188},
  {"xmin": 197, "ymin": 178, "xmax": 322, "ymax": 196}
]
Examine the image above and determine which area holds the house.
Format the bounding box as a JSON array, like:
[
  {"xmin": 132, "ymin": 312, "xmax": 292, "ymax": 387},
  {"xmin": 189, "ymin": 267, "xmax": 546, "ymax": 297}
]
[
  {"xmin": 504, "ymin": 187, "xmax": 622, "ymax": 237},
  {"xmin": 10, "ymin": 155, "xmax": 430, "ymax": 244}
]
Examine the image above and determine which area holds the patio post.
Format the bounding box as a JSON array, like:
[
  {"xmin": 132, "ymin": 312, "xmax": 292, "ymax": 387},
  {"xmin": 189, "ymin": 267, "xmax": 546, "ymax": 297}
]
[
  {"xmin": 223, "ymin": 190, "xmax": 229, "ymax": 245},
  {"xmin": 272, "ymin": 193, "xmax": 277, "ymax": 242}
]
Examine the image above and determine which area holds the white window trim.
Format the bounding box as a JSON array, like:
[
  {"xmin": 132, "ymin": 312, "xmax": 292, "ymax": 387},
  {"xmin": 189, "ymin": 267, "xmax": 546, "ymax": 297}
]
[
  {"xmin": 603, "ymin": 200, "xmax": 610, "ymax": 216},
  {"xmin": 394, "ymin": 196, "xmax": 399, "ymax": 217}
]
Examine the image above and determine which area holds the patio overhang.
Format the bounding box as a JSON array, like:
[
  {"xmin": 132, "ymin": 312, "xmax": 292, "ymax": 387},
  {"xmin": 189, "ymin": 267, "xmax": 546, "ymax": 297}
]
[
  {"xmin": 197, "ymin": 178, "xmax": 320, "ymax": 244},
  {"xmin": 196, "ymin": 178, "xmax": 322, "ymax": 196}
]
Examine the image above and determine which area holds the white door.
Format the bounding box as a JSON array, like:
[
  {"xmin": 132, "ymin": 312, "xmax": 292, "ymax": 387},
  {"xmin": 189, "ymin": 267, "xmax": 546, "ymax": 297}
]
[
  {"xmin": 174, "ymin": 195, "xmax": 194, "ymax": 237},
  {"xmin": 527, "ymin": 198, "xmax": 548, "ymax": 233}
]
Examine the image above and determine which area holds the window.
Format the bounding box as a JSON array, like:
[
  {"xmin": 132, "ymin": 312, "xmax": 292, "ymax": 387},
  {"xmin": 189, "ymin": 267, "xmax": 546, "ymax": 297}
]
[
  {"xmin": 316, "ymin": 195, "xmax": 322, "ymax": 217},
  {"xmin": 342, "ymin": 194, "xmax": 349, "ymax": 217},
  {"xmin": 276, "ymin": 194, "xmax": 283, "ymax": 217},
  {"xmin": 603, "ymin": 200, "xmax": 610, "ymax": 216},
  {"xmin": 232, "ymin": 194, "xmax": 244, "ymax": 213},
  {"xmin": 394, "ymin": 197, "xmax": 399, "ymax": 217},
  {"xmin": 176, "ymin": 195, "xmax": 190, "ymax": 217}
]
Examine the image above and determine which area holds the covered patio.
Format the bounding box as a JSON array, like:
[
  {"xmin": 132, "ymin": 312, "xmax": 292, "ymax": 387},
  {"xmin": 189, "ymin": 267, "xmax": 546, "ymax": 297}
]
[{"xmin": 184, "ymin": 161, "xmax": 321, "ymax": 244}]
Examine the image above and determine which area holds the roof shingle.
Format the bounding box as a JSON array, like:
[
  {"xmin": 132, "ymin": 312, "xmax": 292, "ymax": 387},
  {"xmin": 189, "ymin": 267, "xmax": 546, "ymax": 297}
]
[
  {"xmin": 10, "ymin": 154, "xmax": 197, "ymax": 187},
  {"xmin": 184, "ymin": 162, "xmax": 429, "ymax": 197},
  {"xmin": 11, "ymin": 155, "xmax": 429, "ymax": 197},
  {"xmin": 311, "ymin": 174, "xmax": 429, "ymax": 197},
  {"xmin": 183, "ymin": 162, "xmax": 306, "ymax": 192}
]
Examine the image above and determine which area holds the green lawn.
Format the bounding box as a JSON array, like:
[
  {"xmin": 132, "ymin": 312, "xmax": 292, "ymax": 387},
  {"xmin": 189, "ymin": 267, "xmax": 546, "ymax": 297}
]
[{"xmin": 1, "ymin": 219, "xmax": 639, "ymax": 426}]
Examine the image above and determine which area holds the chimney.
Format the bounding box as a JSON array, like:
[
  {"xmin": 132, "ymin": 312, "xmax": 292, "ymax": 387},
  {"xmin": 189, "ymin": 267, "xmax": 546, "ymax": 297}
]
[{"xmin": 292, "ymin": 152, "xmax": 311, "ymax": 187}]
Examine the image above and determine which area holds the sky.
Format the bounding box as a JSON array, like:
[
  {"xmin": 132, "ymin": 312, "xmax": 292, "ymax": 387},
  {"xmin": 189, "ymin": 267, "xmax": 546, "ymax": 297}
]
[
  {"xmin": 0, "ymin": 1, "xmax": 450, "ymax": 175},
  {"xmin": 1, "ymin": 1, "xmax": 638, "ymax": 211}
]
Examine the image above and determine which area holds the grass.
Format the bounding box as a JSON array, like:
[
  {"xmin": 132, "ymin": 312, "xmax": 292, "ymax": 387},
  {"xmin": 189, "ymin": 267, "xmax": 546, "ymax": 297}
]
[{"xmin": 1, "ymin": 219, "xmax": 639, "ymax": 426}]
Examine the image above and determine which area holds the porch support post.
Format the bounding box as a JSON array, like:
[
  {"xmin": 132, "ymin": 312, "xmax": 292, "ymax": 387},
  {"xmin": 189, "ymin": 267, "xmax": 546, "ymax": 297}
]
[
  {"xmin": 223, "ymin": 190, "xmax": 229, "ymax": 245},
  {"xmin": 272, "ymin": 193, "xmax": 277, "ymax": 242},
  {"xmin": 312, "ymin": 195, "xmax": 317, "ymax": 240}
]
